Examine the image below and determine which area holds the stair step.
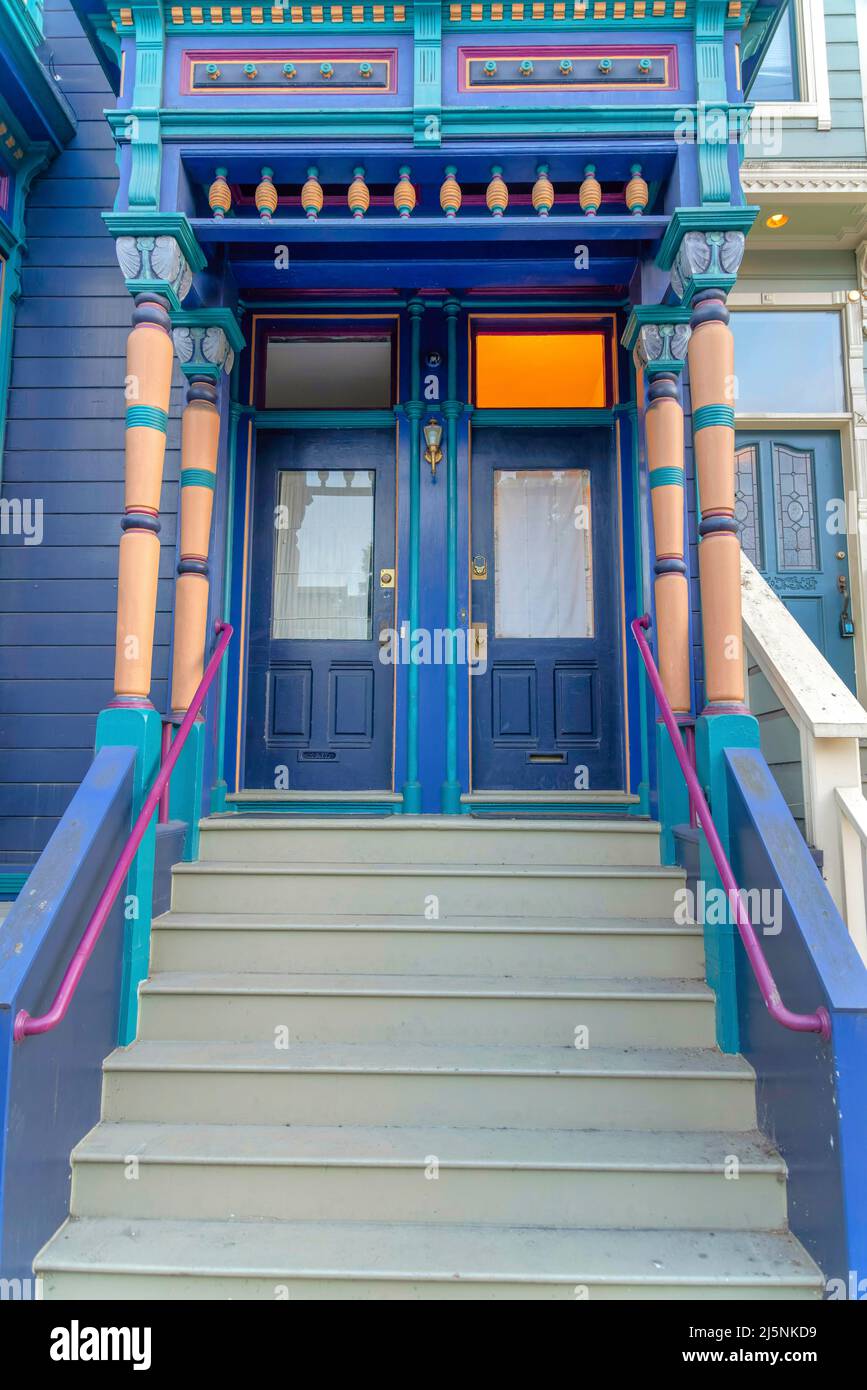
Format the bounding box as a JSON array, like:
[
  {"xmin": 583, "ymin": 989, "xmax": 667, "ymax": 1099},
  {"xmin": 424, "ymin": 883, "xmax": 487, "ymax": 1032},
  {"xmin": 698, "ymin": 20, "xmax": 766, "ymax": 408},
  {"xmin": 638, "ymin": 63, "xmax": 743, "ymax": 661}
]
[
  {"xmin": 151, "ymin": 916, "xmax": 705, "ymax": 979},
  {"xmin": 198, "ymin": 817, "xmax": 663, "ymax": 867},
  {"xmin": 35, "ymin": 1216, "xmax": 823, "ymax": 1301},
  {"xmin": 137, "ymin": 971, "xmax": 715, "ymax": 1047},
  {"xmin": 102, "ymin": 1040, "xmax": 757, "ymax": 1131},
  {"xmin": 170, "ymin": 861, "xmax": 685, "ymax": 919},
  {"xmin": 70, "ymin": 1122, "xmax": 788, "ymax": 1230}
]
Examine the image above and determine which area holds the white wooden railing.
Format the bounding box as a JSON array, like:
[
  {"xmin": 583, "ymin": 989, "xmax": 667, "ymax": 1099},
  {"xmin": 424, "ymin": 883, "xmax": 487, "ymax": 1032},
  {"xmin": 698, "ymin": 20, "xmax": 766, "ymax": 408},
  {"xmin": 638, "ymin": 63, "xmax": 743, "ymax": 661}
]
[{"xmin": 741, "ymin": 554, "xmax": 867, "ymax": 963}]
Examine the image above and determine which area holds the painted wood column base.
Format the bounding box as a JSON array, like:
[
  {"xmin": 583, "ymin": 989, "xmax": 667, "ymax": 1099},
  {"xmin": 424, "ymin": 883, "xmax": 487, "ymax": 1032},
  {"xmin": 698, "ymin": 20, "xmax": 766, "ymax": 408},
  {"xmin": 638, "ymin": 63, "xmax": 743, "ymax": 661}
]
[
  {"xmin": 95, "ymin": 704, "xmax": 162, "ymax": 1046},
  {"xmin": 696, "ymin": 709, "xmax": 760, "ymax": 1054}
]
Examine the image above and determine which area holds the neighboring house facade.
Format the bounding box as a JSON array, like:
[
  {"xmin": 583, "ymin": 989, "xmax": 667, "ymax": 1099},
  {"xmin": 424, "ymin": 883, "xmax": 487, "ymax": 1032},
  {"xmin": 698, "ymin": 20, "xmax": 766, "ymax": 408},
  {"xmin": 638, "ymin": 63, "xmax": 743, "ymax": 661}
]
[
  {"xmin": 736, "ymin": 0, "xmax": 867, "ymax": 828},
  {"xmin": 0, "ymin": 0, "xmax": 866, "ymax": 1300}
]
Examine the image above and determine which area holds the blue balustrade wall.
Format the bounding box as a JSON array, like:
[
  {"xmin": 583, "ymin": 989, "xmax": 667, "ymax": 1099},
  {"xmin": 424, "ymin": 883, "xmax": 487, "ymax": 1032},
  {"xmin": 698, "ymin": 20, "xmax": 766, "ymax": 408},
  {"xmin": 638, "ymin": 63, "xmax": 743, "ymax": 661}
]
[
  {"xmin": 0, "ymin": 0, "xmax": 182, "ymax": 869},
  {"xmin": 0, "ymin": 742, "xmax": 134, "ymax": 1286},
  {"xmin": 726, "ymin": 747, "xmax": 867, "ymax": 1288}
]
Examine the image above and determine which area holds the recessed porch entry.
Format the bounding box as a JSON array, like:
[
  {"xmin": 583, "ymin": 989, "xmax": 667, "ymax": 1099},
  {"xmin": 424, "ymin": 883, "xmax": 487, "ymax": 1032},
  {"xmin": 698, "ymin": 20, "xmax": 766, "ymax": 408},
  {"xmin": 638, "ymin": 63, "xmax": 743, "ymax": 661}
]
[{"xmin": 240, "ymin": 314, "xmax": 627, "ymax": 799}]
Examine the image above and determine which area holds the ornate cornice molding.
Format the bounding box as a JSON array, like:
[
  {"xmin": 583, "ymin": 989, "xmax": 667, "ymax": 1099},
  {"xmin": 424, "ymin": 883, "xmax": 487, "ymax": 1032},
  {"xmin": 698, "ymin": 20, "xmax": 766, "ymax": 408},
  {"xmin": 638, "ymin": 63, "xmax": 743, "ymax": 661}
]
[{"xmin": 740, "ymin": 162, "xmax": 867, "ymax": 200}]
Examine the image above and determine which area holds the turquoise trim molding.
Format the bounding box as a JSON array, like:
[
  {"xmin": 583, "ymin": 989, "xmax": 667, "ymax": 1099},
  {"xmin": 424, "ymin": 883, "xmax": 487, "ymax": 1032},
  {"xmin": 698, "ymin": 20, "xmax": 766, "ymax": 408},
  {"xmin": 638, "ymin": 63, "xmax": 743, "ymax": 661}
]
[
  {"xmin": 127, "ymin": 2, "xmax": 164, "ymax": 209},
  {"xmin": 413, "ymin": 1, "xmax": 442, "ymax": 146},
  {"xmin": 694, "ymin": 0, "xmax": 731, "ymax": 204},
  {"xmin": 254, "ymin": 409, "xmax": 397, "ymax": 430},
  {"xmin": 126, "ymin": 404, "xmax": 168, "ymax": 432},
  {"xmin": 472, "ymin": 409, "xmax": 615, "ymax": 428},
  {"xmin": 212, "ymin": 388, "xmax": 242, "ymax": 812},
  {"xmin": 402, "ymin": 301, "xmax": 424, "ymax": 814},
  {"xmin": 225, "ymin": 800, "xmax": 402, "ymax": 816},
  {"xmin": 180, "ymin": 467, "xmax": 216, "ymax": 490},
  {"xmin": 650, "ymin": 466, "xmax": 686, "ymax": 488},
  {"xmin": 693, "ymin": 404, "xmax": 735, "ymax": 431},
  {"xmin": 441, "ymin": 299, "xmax": 461, "ymax": 814}
]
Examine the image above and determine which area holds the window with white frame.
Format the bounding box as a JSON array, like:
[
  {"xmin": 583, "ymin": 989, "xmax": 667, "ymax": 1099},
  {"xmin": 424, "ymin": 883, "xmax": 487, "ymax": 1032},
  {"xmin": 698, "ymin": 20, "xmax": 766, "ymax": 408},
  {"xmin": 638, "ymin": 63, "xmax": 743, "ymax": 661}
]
[{"xmin": 744, "ymin": 0, "xmax": 831, "ymax": 131}]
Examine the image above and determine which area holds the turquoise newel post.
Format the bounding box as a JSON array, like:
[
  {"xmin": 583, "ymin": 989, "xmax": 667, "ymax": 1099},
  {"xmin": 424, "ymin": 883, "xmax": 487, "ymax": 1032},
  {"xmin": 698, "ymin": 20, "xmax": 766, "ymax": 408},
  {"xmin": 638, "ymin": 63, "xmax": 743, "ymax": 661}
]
[
  {"xmin": 441, "ymin": 298, "xmax": 462, "ymax": 814},
  {"xmin": 403, "ymin": 299, "xmax": 425, "ymax": 813},
  {"xmin": 658, "ymin": 209, "xmax": 760, "ymax": 1053}
]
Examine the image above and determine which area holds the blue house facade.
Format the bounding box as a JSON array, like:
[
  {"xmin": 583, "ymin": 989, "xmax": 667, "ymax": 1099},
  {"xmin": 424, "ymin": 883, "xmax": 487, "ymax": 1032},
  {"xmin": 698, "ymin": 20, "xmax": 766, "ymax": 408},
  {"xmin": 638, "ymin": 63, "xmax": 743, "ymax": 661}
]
[{"xmin": 1, "ymin": 0, "xmax": 867, "ymax": 1300}]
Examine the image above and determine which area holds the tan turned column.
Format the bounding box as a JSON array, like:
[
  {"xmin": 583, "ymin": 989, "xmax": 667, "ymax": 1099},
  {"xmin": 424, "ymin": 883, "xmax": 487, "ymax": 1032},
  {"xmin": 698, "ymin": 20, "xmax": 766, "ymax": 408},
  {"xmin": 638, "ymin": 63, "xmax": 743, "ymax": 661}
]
[
  {"xmin": 688, "ymin": 289, "xmax": 743, "ymax": 707},
  {"xmin": 646, "ymin": 374, "xmax": 691, "ymax": 715},
  {"xmin": 115, "ymin": 293, "xmax": 174, "ymax": 705},
  {"xmin": 170, "ymin": 378, "xmax": 220, "ymax": 717}
]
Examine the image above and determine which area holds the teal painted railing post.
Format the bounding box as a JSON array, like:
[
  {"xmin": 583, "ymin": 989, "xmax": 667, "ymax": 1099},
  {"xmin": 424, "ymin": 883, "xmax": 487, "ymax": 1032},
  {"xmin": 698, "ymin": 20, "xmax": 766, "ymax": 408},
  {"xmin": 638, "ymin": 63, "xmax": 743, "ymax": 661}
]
[
  {"xmin": 402, "ymin": 298, "xmax": 425, "ymax": 813},
  {"xmin": 95, "ymin": 705, "xmax": 161, "ymax": 1044},
  {"xmin": 656, "ymin": 722, "xmax": 691, "ymax": 864},
  {"xmin": 696, "ymin": 710, "xmax": 760, "ymax": 1052},
  {"xmin": 441, "ymin": 297, "xmax": 462, "ymax": 813},
  {"xmin": 169, "ymin": 720, "xmax": 206, "ymax": 860}
]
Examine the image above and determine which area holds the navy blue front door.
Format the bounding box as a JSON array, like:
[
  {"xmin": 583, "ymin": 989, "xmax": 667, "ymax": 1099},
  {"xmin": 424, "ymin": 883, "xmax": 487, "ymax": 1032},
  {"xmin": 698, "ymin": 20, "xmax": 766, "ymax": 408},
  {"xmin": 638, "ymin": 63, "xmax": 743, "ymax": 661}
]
[
  {"xmin": 470, "ymin": 428, "xmax": 625, "ymax": 792},
  {"xmin": 245, "ymin": 429, "xmax": 396, "ymax": 790},
  {"xmin": 734, "ymin": 431, "xmax": 856, "ymax": 692}
]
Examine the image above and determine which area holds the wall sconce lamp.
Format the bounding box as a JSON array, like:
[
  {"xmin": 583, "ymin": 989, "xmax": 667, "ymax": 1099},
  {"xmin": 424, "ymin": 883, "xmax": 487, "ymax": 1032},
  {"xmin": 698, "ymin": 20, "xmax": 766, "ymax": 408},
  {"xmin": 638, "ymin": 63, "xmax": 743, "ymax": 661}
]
[{"xmin": 423, "ymin": 418, "xmax": 443, "ymax": 480}]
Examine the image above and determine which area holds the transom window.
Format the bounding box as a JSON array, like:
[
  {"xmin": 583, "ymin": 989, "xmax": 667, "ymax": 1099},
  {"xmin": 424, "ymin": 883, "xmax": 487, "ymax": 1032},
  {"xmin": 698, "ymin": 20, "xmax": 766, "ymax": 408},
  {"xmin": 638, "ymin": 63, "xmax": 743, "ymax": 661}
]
[
  {"xmin": 473, "ymin": 331, "xmax": 607, "ymax": 409},
  {"xmin": 730, "ymin": 311, "xmax": 846, "ymax": 414},
  {"xmin": 264, "ymin": 336, "xmax": 394, "ymax": 410}
]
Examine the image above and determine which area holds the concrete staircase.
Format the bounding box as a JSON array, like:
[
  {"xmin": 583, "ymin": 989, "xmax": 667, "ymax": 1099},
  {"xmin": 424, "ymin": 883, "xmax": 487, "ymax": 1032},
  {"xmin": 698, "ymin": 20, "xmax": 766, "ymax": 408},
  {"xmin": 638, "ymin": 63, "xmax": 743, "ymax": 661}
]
[{"xmin": 35, "ymin": 817, "xmax": 823, "ymax": 1300}]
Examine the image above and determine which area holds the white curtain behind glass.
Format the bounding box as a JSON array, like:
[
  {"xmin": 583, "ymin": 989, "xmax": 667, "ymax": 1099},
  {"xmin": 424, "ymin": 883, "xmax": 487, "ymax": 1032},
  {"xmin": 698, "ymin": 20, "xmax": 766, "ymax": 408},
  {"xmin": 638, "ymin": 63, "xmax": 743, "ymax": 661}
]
[
  {"xmin": 494, "ymin": 469, "xmax": 594, "ymax": 638},
  {"xmin": 272, "ymin": 470, "xmax": 374, "ymax": 640}
]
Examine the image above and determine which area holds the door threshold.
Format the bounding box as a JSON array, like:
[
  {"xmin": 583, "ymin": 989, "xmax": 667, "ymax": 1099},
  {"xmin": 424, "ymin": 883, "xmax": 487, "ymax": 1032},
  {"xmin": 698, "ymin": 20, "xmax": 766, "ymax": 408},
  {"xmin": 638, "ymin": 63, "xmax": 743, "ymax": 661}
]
[{"xmin": 225, "ymin": 791, "xmax": 402, "ymax": 816}]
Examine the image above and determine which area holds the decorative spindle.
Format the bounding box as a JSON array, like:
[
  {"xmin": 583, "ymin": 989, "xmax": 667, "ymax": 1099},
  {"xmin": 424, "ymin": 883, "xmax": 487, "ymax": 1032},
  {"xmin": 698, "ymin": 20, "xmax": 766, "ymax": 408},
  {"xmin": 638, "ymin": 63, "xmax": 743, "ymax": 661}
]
[
  {"xmin": 301, "ymin": 165, "xmax": 324, "ymax": 221},
  {"xmin": 283, "ymin": 62, "xmax": 296, "ymax": 80},
  {"xmin": 559, "ymin": 58, "xmax": 573, "ymax": 75},
  {"xmin": 244, "ymin": 62, "xmax": 258, "ymax": 80},
  {"xmin": 598, "ymin": 57, "xmax": 613, "ymax": 74},
  {"xmin": 625, "ymin": 163, "xmax": 649, "ymax": 216},
  {"xmin": 579, "ymin": 163, "xmax": 601, "ymax": 217},
  {"xmin": 394, "ymin": 166, "xmax": 416, "ymax": 219},
  {"xmin": 208, "ymin": 167, "xmax": 231, "ymax": 220},
  {"xmin": 348, "ymin": 166, "xmax": 370, "ymax": 220},
  {"xmin": 206, "ymin": 62, "xmax": 221, "ymax": 81},
  {"xmin": 255, "ymin": 166, "xmax": 278, "ymax": 221},
  {"xmin": 440, "ymin": 165, "xmax": 462, "ymax": 219},
  {"xmin": 486, "ymin": 165, "xmax": 508, "ymax": 218},
  {"xmin": 519, "ymin": 58, "xmax": 534, "ymax": 76},
  {"xmin": 532, "ymin": 163, "xmax": 554, "ymax": 219}
]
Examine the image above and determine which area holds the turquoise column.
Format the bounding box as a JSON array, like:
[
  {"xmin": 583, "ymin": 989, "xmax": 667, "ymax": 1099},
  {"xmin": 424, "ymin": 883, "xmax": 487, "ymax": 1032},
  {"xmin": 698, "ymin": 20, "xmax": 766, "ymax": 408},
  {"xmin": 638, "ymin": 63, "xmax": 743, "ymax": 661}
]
[
  {"xmin": 441, "ymin": 298, "xmax": 462, "ymax": 813},
  {"xmin": 212, "ymin": 394, "xmax": 243, "ymax": 812},
  {"xmin": 402, "ymin": 299, "xmax": 425, "ymax": 813}
]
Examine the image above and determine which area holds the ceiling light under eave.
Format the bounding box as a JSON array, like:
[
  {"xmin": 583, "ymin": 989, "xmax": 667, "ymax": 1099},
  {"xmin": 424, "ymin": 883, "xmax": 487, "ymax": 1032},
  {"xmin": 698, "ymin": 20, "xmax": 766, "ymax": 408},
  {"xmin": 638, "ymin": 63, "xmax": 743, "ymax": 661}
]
[{"xmin": 765, "ymin": 213, "xmax": 789, "ymax": 229}]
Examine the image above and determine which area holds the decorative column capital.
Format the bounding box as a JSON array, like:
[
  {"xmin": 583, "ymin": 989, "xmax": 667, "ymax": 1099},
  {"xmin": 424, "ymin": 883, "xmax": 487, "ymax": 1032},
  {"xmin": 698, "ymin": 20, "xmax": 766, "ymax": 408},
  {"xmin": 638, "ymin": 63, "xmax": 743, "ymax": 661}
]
[
  {"xmin": 622, "ymin": 306, "xmax": 692, "ymax": 377},
  {"xmin": 657, "ymin": 208, "xmax": 758, "ymax": 305},
  {"xmin": 172, "ymin": 308, "xmax": 245, "ymax": 381},
  {"xmin": 104, "ymin": 213, "xmax": 207, "ymax": 310}
]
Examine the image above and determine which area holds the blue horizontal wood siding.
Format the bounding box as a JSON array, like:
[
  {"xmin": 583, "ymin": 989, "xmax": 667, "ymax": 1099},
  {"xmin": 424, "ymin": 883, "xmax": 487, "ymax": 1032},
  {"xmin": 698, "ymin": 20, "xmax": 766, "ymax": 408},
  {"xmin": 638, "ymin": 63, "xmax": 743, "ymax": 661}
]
[{"xmin": 0, "ymin": 0, "xmax": 181, "ymax": 864}]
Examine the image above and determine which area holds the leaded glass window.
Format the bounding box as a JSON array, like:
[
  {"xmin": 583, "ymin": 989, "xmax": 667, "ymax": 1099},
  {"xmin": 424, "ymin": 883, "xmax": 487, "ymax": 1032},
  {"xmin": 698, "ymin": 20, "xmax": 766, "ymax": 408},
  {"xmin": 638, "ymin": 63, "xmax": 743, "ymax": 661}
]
[
  {"xmin": 772, "ymin": 444, "xmax": 817, "ymax": 570},
  {"xmin": 734, "ymin": 444, "xmax": 763, "ymax": 569}
]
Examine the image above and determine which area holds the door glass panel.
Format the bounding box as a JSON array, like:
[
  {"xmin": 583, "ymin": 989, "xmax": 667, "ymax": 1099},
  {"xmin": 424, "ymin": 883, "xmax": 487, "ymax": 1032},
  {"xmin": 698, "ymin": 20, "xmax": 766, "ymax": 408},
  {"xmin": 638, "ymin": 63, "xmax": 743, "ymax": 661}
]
[
  {"xmin": 272, "ymin": 469, "xmax": 375, "ymax": 639},
  {"xmin": 493, "ymin": 469, "xmax": 594, "ymax": 638},
  {"xmin": 772, "ymin": 444, "xmax": 818, "ymax": 570},
  {"xmin": 734, "ymin": 444, "xmax": 763, "ymax": 569}
]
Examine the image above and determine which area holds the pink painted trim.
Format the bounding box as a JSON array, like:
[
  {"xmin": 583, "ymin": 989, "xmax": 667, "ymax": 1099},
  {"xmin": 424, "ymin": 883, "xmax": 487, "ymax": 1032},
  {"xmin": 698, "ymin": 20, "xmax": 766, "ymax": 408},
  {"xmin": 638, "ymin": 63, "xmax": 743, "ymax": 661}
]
[
  {"xmin": 181, "ymin": 48, "xmax": 398, "ymax": 96},
  {"xmin": 633, "ymin": 614, "xmax": 831, "ymax": 1041},
  {"xmin": 457, "ymin": 43, "xmax": 679, "ymax": 94},
  {"xmin": 14, "ymin": 622, "xmax": 233, "ymax": 1043}
]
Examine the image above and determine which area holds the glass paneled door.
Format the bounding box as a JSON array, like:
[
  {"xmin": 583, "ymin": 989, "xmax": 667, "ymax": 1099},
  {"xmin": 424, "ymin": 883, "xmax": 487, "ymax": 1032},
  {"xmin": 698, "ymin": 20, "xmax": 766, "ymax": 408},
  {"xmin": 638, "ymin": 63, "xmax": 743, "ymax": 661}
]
[
  {"xmin": 734, "ymin": 431, "xmax": 856, "ymax": 692},
  {"xmin": 470, "ymin": 427, "xmax": 625, "ymax": 792},
  {"xmin": 244, "ymin": 429, "xmax": 396, "ymax": 790}
]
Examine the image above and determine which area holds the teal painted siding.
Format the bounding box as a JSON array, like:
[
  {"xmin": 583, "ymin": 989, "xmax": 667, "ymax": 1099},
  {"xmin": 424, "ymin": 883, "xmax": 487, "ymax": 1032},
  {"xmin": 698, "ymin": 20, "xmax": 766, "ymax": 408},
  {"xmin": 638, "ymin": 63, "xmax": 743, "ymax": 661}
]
[{"xmin": 0, "ymin": 0, "xmax": 181, "ymax": 866}]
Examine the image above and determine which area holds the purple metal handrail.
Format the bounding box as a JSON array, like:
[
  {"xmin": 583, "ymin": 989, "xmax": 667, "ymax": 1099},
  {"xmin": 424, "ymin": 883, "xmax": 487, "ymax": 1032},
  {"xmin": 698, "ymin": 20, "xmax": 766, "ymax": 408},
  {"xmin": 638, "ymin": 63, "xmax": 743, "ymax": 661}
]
[
  {"xmin": 14, "ymin": 621, "xmax": 234, "ymax": 1042},
  {"xmin": 632, "ymin": 614, "xmax": 831, "ymax": 1042}
]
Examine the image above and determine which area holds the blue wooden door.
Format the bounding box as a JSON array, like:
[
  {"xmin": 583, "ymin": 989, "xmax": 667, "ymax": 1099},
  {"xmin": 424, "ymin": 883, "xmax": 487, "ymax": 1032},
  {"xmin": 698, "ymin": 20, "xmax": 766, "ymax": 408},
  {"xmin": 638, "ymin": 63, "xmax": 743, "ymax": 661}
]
[
  {"xmin": 470, "ymin": 428, "xmax": 625, "ymax": 792},
  {"xmin": 734, "ymin": 431, "xmax": 856, "ymax": 692},
  {"xmin": 245, "ymin": 429, "xmax": 396, "ymax": 790}
]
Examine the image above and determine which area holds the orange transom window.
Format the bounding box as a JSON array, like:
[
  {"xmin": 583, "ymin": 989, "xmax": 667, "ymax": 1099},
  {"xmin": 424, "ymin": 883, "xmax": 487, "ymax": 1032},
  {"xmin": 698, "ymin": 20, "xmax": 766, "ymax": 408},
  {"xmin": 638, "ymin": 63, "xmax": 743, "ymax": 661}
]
[{"xmin": 474, "ymin": 331, "xmax": 606, "ymax": 409}]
